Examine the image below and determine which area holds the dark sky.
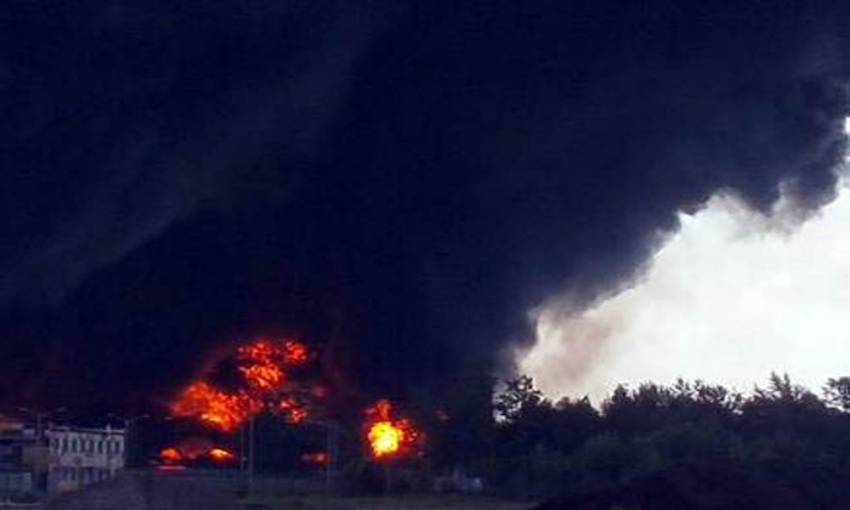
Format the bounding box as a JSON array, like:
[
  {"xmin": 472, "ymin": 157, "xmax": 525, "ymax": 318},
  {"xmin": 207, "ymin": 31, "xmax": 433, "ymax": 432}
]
[{"xmin": 1, "ymin": 1, "xmax": 848, "ymax": 414}]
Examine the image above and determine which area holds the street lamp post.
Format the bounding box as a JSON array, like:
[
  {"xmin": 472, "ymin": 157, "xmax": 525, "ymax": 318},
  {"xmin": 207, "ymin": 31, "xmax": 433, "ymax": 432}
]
[
  {"xmin": 16, "ymin": 407, "xmax": 66, "ymax": 441},
  {"xmin": 248, "ymin": 414, "xmax": 256, "ymax": 493},
  {"xmin": 305, "ymin": 419, "xmax": 343, "ymax": 495}
]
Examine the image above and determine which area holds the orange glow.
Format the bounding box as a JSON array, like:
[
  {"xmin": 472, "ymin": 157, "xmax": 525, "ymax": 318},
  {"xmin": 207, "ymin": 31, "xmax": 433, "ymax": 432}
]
[
  {"xmin": 235, "ymin": 339, "xmax": 310, "ymax": 393},
  {"xmin": 276, "ymin": 397, "xmax": 310, "ymax": 424},
  {"xmin": 168, "ymin": 337, "xmax": 316, "ymax": 433},
  {"xmin": 301, "ymin": 452, "xmax": 330, "ymax": 465},
  {"xmin": 287, "ymin": 407, "xmax": 309, "ymax": 424},
  {"xmin": 364, "ymin": 399, "xmax": 423, "ymax": 461},
  {"xmin": 240, "ymin": 363, "xmax": 285, "ymax": 392},
  {"xmin": 159, "ymin": 448, "xmax": 182, "ymax": 464},
  {"xmin": 238, "ymin": 339, "xmax": 288, "ymax": 392},
  {"xmin": 208, "ymin": 448, "xmax": 236, "ymax": 463},
  {"xmin": 237, "ymin": 339, "xmax": 310, "ymax": 367},
  {"xmin": 160, "ymin": 444, "xmax": 237, "ymax": 465},
  {"xmin": 169, "ymin": 381, "xmax": 260, "ymax": 432},
  {"xmin": 283, "ymin": 341, "xmax": 310, "ymax": 364}
]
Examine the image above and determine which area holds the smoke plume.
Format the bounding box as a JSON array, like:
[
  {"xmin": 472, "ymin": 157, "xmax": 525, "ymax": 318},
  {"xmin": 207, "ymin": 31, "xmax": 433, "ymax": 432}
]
[{"xmin": 0, "ymin": 1, "xmax": 848, "ymax": 412}]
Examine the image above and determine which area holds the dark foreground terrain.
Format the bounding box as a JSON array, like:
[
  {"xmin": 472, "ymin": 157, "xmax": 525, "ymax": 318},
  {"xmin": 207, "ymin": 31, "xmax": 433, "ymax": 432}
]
[
  {"xmin": 535, "ymin": 461, "xmax": 850, "ymax": 510},
  {"xmin": 44, "ymin": 471, "xmax": 238, "ymax": 510},
  {"xmin": 42, "ymin": 472, "xmax": 531, "ymax": 510}
]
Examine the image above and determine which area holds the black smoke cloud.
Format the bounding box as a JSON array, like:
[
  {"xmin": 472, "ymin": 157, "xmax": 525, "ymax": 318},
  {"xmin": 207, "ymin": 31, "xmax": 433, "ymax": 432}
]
[{"xmin": 0, "ymin": 1, "xmax": 847, "ymax": 413}]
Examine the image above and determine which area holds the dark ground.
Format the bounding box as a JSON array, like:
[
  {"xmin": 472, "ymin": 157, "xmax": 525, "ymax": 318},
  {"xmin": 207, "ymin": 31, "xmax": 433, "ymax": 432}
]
[
  {"xmin": 534, "ymin": 461, "xmax": 850, "ymax": 510},
  {"xmin": 44, "ymin": 471, "xmax": 239, "ymax": 510}
]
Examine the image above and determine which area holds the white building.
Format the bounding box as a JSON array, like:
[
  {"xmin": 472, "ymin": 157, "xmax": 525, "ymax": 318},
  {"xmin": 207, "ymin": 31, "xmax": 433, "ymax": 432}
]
[{"xmin": 45, "ymin": 425, "xmax": 125, "ymax": 493}]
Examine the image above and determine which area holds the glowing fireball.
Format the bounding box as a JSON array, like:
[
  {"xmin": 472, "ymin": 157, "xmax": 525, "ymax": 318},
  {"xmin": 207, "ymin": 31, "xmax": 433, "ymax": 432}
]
[
  {"xmin": 364, "ymin": 399, "xmax": 423, "ymax": 460},
  {"xmin": 368, "ymin": 421, "xmax": 404, "ymax": 457}
]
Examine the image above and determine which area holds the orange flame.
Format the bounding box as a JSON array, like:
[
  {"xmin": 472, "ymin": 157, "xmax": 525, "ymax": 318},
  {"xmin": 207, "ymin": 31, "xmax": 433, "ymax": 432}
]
[
  {"xmin": 364, "ymin": 399, "xmax": 423, "ymax": 460},
  {"xmin": 276, "ymin": 396, "xmax": 310, "ymax": 424},
  {"xmin": 169, "ymin": 381, "xmax": 261, "ymax": 432},
  {"xmin": 168, "ymin": 338, "xmax": 314, "ymax": 432},
  {"xmin": 208, "ymin": 448, "xmax": 236, "ymax": 463},
  {"xmin": 239, "ymin": 364, "xmax": 285, "ymax": 392},
  {"xmin": 237, "ymin": 339, "xmax": 309, "ymax": 392},
  {"xmin": 283, "ymin": 341, "xmax": 310, "ymax": 365},
  {"xmin": 160, "ymin": 447, "xmax": 182, "ymax": 464},
  {"xmin": 160, "ymin": 445, "xmax": 237, "ymax": 465}
]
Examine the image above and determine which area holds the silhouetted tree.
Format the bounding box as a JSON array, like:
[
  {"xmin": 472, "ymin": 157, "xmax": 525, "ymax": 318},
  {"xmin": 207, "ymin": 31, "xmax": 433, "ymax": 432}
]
[
  {"xmin": 430, "ymin": 370, "xmax": 496, "ymax": 469},
  {"xmin": 495, "ymin": 375, "xmax": 546, "ymax": 423},
  {"xmin": 471, "ymin": 372, "xmax": 850, "ymax": 501},
  {"xmin": 824, "ymin": 377, "xmax": 850, "ymax": 412}
]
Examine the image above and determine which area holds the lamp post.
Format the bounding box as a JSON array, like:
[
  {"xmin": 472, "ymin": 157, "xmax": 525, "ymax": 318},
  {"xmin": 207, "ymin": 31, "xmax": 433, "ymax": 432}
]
[
  {"xmin": 248, "ymin": 414, "xmax": 255, "ymax": 493},
  {"xmin": 305, "ymin": 420, "xmax": 342, "ymax": 495},
  {"xmin": 16, "ymin": 407, "xmax": 66, "ymax": 441}
]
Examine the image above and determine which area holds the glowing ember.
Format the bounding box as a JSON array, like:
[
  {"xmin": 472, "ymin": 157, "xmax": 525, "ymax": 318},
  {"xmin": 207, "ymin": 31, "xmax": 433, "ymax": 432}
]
[
  {"xmin": 364, "ymin": 399, "xmax": 423, "ymax": 460},
  {"xmin": 159, "ymin": 447, "xmax": 182, "ymax": 464},
  {"xmin": 208, "ymin": 448, "xmax": 236, "ymax": 463},
  {"xmin": 287, "ymin": 407, "xmax": 309, "ymax": 424},
  {"xmin": 276, "ymin": 396, "xmax": 310, "ymax": 424},
  {"xmin": 301, "ymin": 452, "xmax": 330, "ymax": 465},
  {"xmin": 283, "ymin": 341, "xmax": 310, "ymax": 365},
  {"xmin": 240, "ymin": 363, "xmax": 285, "ymax": 392},
  {"xmin": 160, "ymin": 444, "xmax": 238, "ymax": 465}
]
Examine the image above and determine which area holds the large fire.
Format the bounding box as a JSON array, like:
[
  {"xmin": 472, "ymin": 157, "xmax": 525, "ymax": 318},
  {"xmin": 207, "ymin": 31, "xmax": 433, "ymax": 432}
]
[
  {"xmin": 169, "ymin": 338, "xmax": 314, "ymax": 432},
  {"xmin": 169, "ymin": 338, "xmax": 432, "ymax": 466},
  {"xmin": 170, "ymin": 382, "xmax": 261, "ymax": 432},
  {"xmin": 365, "ymin": 399, "xmax": 423, "ymax": 460}
]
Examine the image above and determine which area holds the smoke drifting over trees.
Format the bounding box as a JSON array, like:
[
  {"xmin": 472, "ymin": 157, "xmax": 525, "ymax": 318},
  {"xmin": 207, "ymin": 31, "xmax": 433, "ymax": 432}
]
[{"xmin": 0, "ymin": 1, "xmax": 848, "ymax": 410}]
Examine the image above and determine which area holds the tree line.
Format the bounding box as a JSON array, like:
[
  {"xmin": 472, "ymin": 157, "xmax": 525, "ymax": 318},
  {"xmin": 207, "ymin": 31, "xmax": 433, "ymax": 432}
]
[{"xmin": 428, "ymin": 372, "xmax": 850, "ymax": 502}]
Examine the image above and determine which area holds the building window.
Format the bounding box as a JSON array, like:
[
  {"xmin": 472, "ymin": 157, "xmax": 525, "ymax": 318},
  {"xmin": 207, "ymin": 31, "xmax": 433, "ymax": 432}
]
[
  {"xmin": 71, "ymin": 439, "xmax": 77, "ymax": 453},
  {"xmin": 97, "ymin": 441, "xmax": 103, "ymax": 454},
  {"xmin": 62, "ymin": 437, "xmax": 68, "ymax": 453}
]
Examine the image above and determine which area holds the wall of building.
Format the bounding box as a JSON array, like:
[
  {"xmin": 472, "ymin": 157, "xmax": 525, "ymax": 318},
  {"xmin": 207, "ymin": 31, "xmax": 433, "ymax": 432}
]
[
  {"xmin": 45, "ymin": 426, "xmax": 125, "ymax": 493},
  {"xmin": 0, "ymin": 423, "xmax": 39, "ymax": 496}
]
